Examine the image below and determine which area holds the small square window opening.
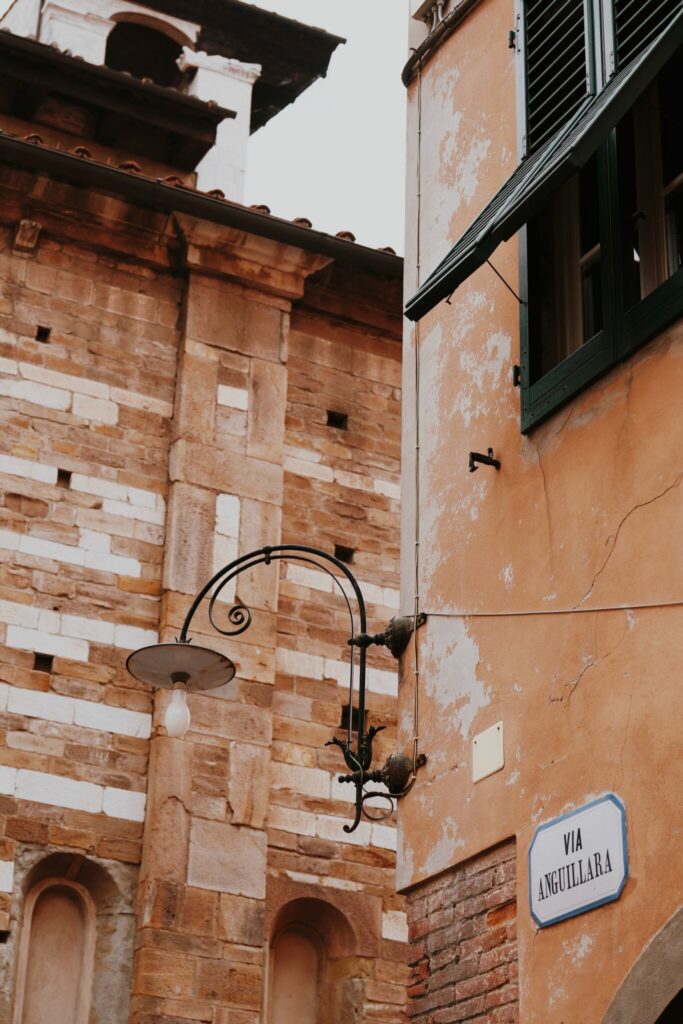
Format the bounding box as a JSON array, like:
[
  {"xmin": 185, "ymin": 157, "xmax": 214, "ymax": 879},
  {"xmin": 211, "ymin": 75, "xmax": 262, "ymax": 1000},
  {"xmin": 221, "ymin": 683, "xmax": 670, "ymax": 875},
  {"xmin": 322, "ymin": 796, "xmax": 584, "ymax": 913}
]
[
  {"xmin": 326, "ymin": 410, "xmax": 348, "ymax": 430},
  {"xmin": 56, "ymin": 469, "xmax": 72, "ymax": 488},
  {"xmin": 334, "ymin": 544, "xmax": 354, "ymax": 564},
  {"xmin": 35, "ymin": 325, "xmax": 51, "ymax": 343},
  {"xmin": 339, "ymin": 703, "xmax": 365, "ymax": 733},
  {"xmin": 33, "ymin": 652, "xmax": 54, "ymax": 673}
]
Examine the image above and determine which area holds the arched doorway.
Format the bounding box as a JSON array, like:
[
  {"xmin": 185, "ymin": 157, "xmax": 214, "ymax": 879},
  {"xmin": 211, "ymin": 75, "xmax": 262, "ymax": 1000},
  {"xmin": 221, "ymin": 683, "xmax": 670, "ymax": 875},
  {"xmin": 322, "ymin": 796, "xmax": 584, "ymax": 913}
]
[{"xmin": 603, "ymin": 907, "xmax": 683, "ymax": 1024}]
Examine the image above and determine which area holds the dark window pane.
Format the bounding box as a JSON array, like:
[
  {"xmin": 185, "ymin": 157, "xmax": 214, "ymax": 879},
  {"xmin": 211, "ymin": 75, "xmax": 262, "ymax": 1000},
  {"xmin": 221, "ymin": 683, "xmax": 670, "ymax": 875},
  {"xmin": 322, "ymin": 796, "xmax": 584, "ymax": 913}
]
[
  {"xmin": 528, "ymin": 161, "xmax": 602, "ymax": 382},
  {"xmin": 666, "ymin": 186, "xmax": 683, "ymax": 275},
  {"xmin": 657, "ymin": 47, "xmax": 683, "ymax": 188},
  {"xmin": 616, "ymin": 111, "xmax": 643, "ymax": 309}
]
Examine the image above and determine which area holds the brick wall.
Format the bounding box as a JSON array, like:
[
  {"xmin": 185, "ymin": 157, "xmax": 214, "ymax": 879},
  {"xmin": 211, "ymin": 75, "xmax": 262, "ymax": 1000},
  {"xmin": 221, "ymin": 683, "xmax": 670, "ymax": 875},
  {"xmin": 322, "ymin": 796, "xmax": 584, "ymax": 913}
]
[{"xmin": 406, "ymin": 841, "xmax": 518, "ymax": 1024}]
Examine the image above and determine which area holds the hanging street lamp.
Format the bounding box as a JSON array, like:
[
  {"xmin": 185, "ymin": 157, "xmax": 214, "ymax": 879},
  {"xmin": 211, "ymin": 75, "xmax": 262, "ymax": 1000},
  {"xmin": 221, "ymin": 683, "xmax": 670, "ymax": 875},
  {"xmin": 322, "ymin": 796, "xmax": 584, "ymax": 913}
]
[{"xmin": 126, "ymin": 544, "xmax": 426, "ymax": 832}]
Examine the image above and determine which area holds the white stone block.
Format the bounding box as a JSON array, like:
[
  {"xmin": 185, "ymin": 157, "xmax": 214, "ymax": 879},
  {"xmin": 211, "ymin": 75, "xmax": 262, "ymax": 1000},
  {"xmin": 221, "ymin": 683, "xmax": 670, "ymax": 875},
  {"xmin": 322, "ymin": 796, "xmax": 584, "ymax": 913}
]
[
  {"xmin": 212, "ymin": 535, "xmax": 237, "ymax": 604},
  {"xmin": 19, "ymin": 361, "xmax": 109, "ymax": 399},
  {"xmin": 73, "ymin": 393, "xmax": 118, "ymax": 424},
  {"xmin": 215, "ymin": 494, "xmax": 241, "ymax": 538},
  {"xmin": 268, "ymin": 804, "xmax": 316, "ymax": 837},
  {"xmin": 358, "ymin": 580, "xmax": 385, "ymax": 607},
  {"xmin": 321, "ymin": 876, "xmax": 363, "ymax": 892},
  {"xmin": 286, "ymin": 564, "xmax": 332, "ymax": 593},
  {"xmin": 0, "ymin": 377, "xmax": 71, "ymax": 410},
  {"xmin": 0, "ymin": 355, "xmax": 18, "ymax": 374},
  {"xmin": 102, "ymin": 787, "xmax": 147, "ymax": 822},
  {"xmin": 0, "ymin": 529, "xmax": 20, "ymax": 552},
  {"xmin": 127, "ymin": 487, "xmax": 156, "ymax": 509},
  {"xmin": 0, "ymin": 683, "xmax": 8, "ymax": 712},
  {"xmin": 272, "ymin": 763, "xmax": 330, "ymax": 799},
  {"xmin": 70, "ymin": 474, "xmax": 123, "ymax": 500},
  {"xmin": 383, "ymin": 588, "xmax": 401, "ymax": 610},
  {"xmin": 283, "ymin": 445, "xmax": 321, "ymax": 464},
  {"xmin": 374, "ymin": 478, "xmax": 401, "ymax": 501},
  {"xmin": 7, "ymin": 686, "xmax": 75, "ymax": 725},
  {"xmin": 337, "ymin": 469, "xmax": 369, "ymax": 492},
  {"xmin": 73, "ymin": 700, "xmax": 151, "ymax": 739},
  {"xmin": 217, "ymin": 384, "xmax": 249, "ymax": 410},
  {"xmin": 367, "ymin": 667, "xmax": 398, "ymax": 697},
  {"xmin": 323, "ymin": 658, "xmax": 349, "ymax": 687},
  {"xmin": 110, "ymin": 387, "xmax": 173, "ymax": 418},
  {"xmin": 284, "ymin": 457, "xmax": 334, "ymax": 482},
  {"xmin": 84, "ymin": 550, "xmax": 142, "ymax": 578},
  {"xmin": 36, "ymin": 609, "xmax": 60, "ymax": 634},
  {"xmin": 79, "ymin": 529, "xmax": 111, "ymax": 553},
  {"xmin": 373, "ymin": 824, "xmax": 398, "ymax": 851},
  {"xmin": 20, "ymin": 534, "xmax": 85, "ymax": 566},
  {"xmin": 102, "ymin": 498, "xmax": 165, "ymax": 525},
  {"xmin": 0, "ymin": 765, "xmax": 17, "ymax": 796},
  {"xmin": 315, "ymin": 813, "xmax": 372, "ymax": 847},
  {"xmin": 0, "ymin": 859, "xmax": 14, "ymax": 894},
  {"xmin": 113, "ymin": 624, "xmax": 158, "ymax": 650},
  {"xmin": 6, "ymin": 625, "xmax": 89, "ymax": 662},
  {"xmin": 0, "ymin": 454, "xmax": 57, "ymax": 484},
  {"xmin": 0, "ymin": 598, "xmax": 38, "ymax": 628},
  {"xmin": 330, "ymin": 775, "xmax": 356, "ymax": 803},
  {"xmin": 60, "ymin": 614, "xmax": 115, "ymax": 645},
  {"xmin": 382, "ymin": 910, "xmax": 408, "ymax": 942},
  {"xmin": 276, "ymin": 647, "xmax": 324, "ymax": 680},
  {"xmin": 15, "ymin": 769, "xmax": 103, "ymax": 814}
]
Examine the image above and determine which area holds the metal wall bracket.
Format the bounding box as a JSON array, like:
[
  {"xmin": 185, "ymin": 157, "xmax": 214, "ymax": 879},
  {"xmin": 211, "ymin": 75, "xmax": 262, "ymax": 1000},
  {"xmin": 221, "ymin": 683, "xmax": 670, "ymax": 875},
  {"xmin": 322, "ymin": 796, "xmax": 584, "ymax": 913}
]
[
  {"xmin": 350, "ymin": 612, "xmax": 427, "ymax": 658},
  {"xmin": 469, "ymin": 448, "xmax": 501, "ymax": 473}
]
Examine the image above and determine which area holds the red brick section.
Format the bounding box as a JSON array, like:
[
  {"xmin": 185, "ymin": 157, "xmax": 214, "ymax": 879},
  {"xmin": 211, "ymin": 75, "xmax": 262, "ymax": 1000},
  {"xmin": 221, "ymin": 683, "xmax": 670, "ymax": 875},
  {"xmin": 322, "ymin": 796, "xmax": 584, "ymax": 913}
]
[{"xmin": 406, "ymin": 841, "xmax": 518, "ymax": 1024}]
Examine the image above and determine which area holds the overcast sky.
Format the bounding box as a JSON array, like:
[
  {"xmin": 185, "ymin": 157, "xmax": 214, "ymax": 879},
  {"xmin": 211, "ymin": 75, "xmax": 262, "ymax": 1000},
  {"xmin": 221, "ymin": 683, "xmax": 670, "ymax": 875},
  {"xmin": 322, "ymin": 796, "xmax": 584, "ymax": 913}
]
[{"xmin": 244, "ymin": 0, "xmax": 409, "ymax": 254}]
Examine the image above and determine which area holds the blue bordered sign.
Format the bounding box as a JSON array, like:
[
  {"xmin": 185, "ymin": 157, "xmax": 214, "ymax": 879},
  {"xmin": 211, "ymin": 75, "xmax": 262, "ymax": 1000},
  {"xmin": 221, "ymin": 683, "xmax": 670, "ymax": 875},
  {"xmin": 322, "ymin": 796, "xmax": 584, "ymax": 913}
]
[{"xmin": 529, "ymin": 794, "xmax": 628, "ymax": 928}]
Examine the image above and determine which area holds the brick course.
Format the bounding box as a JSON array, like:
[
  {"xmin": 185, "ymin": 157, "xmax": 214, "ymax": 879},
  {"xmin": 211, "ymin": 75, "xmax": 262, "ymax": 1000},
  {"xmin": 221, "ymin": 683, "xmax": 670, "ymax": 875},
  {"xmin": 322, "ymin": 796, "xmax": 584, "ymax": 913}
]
[{"xmin": 406, "ymin": 841, "xmax": 518, "ymax": 1024}]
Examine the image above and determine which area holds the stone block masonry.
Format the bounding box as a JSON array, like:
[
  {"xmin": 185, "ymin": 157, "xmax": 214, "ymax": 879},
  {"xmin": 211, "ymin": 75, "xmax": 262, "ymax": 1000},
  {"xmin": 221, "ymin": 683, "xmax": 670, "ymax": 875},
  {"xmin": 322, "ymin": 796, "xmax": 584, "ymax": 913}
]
[
  {"xmin": 0, "ymin": 147, "xmax": 405, "ymax": 1023},
  {"xmin": 406, "ymin": 841, "xmax": 518, "ymax": 1024}
]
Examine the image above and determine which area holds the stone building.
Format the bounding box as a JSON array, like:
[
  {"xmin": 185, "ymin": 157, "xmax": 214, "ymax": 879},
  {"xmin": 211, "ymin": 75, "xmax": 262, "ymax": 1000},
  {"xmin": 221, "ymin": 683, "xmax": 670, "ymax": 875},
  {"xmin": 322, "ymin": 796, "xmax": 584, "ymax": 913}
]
[
  {"xmin": 398, "ymin": 2, "xmax": 682, "ymax": 1023},
  {"xmin": 0, "ymin": 2, "xmax": 408, "ymax": 1021}
]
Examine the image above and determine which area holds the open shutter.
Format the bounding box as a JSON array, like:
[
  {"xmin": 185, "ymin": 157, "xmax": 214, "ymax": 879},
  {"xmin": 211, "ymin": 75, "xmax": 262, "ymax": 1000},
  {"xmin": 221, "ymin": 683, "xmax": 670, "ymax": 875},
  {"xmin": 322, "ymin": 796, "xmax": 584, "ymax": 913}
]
[
  {"xmin": 524, "ymin": 0, "xmax": 590, "ymax": 153},
  {"xmin": 613, "ymin": 0, "xmax": 683, "ymax": 68}
]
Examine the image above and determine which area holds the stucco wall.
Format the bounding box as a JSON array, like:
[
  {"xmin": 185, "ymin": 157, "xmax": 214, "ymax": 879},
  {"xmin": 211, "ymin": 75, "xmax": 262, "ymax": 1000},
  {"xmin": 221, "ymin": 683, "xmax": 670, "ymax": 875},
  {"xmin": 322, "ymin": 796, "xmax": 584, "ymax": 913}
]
[{"xmin": 400, "ymin": 0, "xmax": 683, "ymax": 1021}]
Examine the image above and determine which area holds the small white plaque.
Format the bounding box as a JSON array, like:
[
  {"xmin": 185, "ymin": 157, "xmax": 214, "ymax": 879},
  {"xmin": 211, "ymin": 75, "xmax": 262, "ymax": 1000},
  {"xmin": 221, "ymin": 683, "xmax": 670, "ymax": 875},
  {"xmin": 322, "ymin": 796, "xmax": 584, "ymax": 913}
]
[
  {"xmin": 472, "ymin": 721, "xmax": 504, "ymax": 782},
  {"xmin": 529, "ymin": 794, "xmax": 628, "ymax": 928}
]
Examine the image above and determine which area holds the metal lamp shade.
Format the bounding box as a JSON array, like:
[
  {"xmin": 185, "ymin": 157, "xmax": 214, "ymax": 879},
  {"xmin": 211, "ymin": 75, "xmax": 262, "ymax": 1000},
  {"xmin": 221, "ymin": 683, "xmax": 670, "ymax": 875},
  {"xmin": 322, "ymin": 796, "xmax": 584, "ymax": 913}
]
[{"xmin": 126, "ymin": 642, "xmax": 236, "ymax": 691}]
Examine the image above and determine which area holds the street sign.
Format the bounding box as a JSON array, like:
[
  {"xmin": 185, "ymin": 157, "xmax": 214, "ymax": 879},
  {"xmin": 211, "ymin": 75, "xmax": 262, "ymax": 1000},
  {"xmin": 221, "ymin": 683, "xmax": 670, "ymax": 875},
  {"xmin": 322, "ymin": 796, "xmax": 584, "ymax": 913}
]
[{"xmin": 529, "ymin": 794, "xmax": 628, "ymax": 928}]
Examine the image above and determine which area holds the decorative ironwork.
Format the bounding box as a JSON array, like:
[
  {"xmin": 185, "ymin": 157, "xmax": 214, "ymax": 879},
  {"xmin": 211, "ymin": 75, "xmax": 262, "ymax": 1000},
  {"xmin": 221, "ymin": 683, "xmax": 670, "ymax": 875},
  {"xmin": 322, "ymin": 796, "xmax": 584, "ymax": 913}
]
[{"xmin": 146, "ymin": 544, "xmax": 428, "ymax": 833}]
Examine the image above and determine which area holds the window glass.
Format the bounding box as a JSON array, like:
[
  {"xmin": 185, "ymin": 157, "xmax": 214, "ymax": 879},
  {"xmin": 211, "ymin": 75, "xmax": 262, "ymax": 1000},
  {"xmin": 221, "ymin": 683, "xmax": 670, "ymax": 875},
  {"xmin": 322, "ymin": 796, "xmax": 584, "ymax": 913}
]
[
  {"xmin": 659, "ymin": 50, "xmax": 683, "ymax": 275},
  {"xmin": 528, "ymin": 156, "xmax": 602, "ymax": 381}
]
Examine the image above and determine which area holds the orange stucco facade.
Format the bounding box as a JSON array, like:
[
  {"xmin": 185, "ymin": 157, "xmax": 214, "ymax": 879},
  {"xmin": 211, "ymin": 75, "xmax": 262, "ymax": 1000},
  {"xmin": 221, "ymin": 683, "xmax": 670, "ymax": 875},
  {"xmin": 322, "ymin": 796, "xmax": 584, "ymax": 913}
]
[{"xmin": 399, "ymin": 1, "xmax": 683, "ymax": 1021}]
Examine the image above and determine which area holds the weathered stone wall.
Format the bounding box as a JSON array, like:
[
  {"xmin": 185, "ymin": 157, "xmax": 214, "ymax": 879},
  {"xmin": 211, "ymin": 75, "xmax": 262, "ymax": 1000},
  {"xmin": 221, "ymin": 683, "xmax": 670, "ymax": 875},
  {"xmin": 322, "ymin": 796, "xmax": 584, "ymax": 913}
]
[
  {"xmin": 406, "ymin": 841, "xmax": 517, "ymax": 1024},
  {"xmin": 0, "ymin": 158, "xmax": 406, "ymax": 1020}
]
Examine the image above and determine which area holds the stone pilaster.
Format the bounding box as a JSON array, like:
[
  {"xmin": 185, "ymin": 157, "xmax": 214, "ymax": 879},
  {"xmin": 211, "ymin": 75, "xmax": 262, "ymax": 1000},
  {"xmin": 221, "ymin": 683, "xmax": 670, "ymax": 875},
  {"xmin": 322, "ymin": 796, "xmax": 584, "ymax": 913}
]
[{"xmin": 131, "ymin": 223, "xmax": 331, "ymax": 1023}]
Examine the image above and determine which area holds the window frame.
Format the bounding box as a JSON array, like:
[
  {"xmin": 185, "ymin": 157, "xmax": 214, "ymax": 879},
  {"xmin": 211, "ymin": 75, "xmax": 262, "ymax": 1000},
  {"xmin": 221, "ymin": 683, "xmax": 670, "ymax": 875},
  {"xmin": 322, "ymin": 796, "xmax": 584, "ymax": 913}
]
[{"xmin": 518, "ymin": 0, "xmax": 683, "ymax": 432}]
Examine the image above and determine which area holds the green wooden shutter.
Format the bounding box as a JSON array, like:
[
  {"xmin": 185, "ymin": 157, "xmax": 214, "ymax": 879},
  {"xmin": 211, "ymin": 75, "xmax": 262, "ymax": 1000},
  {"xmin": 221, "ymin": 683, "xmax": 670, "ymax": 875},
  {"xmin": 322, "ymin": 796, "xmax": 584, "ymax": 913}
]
[
  {"xmin": 613, "ymin": 0, "xmax": 683, "ymax": 68},
  {"xmin": 524, "ymin": 0, "xmax": 590, "ymax": 153}
]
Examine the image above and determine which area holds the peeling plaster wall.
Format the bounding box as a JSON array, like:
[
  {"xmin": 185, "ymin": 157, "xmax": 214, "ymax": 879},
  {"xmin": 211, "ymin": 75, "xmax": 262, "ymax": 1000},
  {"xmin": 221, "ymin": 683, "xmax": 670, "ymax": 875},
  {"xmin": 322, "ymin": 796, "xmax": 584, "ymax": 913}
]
[{"xmin": 400, "ymin": 0, "xmax": 683, "ymax": 1021}]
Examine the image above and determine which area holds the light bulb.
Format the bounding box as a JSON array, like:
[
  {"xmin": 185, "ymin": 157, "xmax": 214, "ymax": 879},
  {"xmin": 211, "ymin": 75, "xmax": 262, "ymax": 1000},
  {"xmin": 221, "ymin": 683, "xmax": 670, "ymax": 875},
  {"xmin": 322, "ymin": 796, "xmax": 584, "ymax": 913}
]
[{"xmin": 165, "ymin": 684, "xmax": 191, "ymax": 738}]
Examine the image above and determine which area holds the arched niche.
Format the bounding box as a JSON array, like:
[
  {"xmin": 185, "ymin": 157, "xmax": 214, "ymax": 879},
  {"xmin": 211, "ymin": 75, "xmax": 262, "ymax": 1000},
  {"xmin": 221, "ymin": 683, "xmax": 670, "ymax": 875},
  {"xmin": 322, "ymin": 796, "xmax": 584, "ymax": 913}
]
[
  {"xmin": 13, "ymin": 878, "xmax": 96, "ymax": 1024},
  {"xmin": 267, "ymin": 897, "xmax": 361, "ymax": 1024},
  {"xmin": 603, "ymin": 907, "xmax": 683, "ymax": 1024},
  {"xmin": 269, "ymin": 927, "xmax": 322, "ymax": 1024}
]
